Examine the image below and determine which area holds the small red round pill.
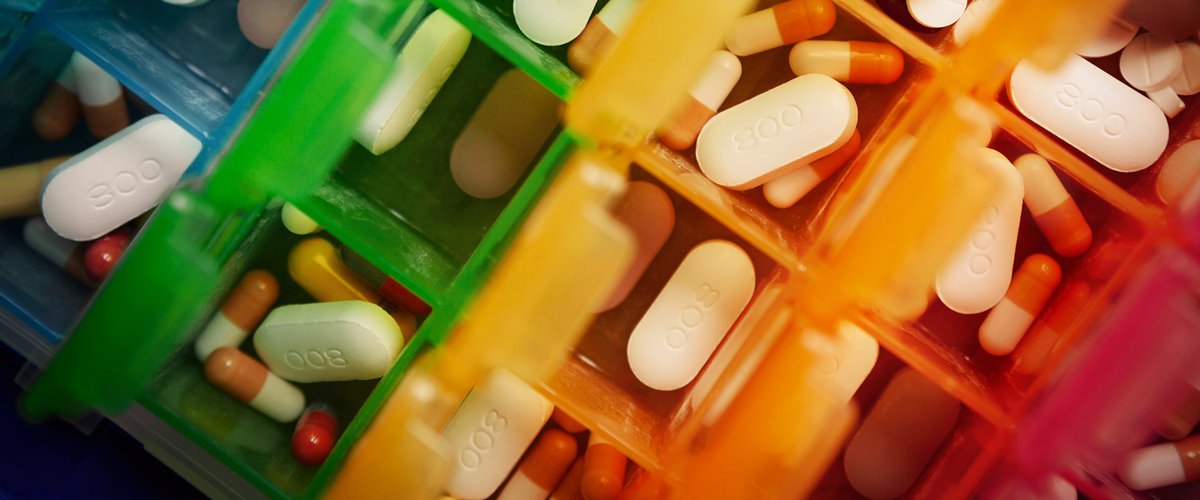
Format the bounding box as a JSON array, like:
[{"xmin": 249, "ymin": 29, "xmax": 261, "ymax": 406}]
[
  {"xmin": 291, "ymin": 407, "xmax": 337, "ymax": 466},
  {"xmin": 83, "ymin": 230, "xmax": 131, "ymax": 282}
]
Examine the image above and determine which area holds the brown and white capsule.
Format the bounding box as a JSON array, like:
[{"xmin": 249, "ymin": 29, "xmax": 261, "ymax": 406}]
[
  {"xmin": 205, "ymin": 347, "xmax": 305, "ymax": 423},
  {"xmin": 32, "ymin": 64, "xmax": 81, "ymax": 141},
  {"xmin": 71, "ymin": 52, "xmax": 128, "ymax": 138},
  {"xmin": 194, "ymin": 270, "xmax": 280, "ymax": 361}
]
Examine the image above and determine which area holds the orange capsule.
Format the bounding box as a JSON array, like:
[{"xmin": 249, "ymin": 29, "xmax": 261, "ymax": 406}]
[
  {"xmin": 550, "ymin": 457, "xmax": 586, "ymax": 500},
  {"xmin": 205, "ymin": 347, "xmax": 305, "ymax": 423},
  {"xmin": 658, "ymin": 51, "xmax": 741, "ymax": 151},
  {"xmin": 194, "ymin": 270, "xmax": 280, "ymax": 361},
  {"xmin": 568, "ymin": 0, "xmax": 639, "ymax": 75},
  {"xmin": 978, "ymin": 254, "xmax": 1062, "ymax": 356},
  {"xmin": 498, "ymin": 428, "xmax": 579, "ymax": 500},
  {"xmin": 762, "ymin": 129, "xmax": 861, "ymax": 208},
  {"xmin": 32, "ymin": 64, "xmax": 81, "ymax": 141},
  {"xmin": 1015, "ymin": 154, "xmax": 1093, "ymax": 257},
  {"xmin": 552, "ymin": 407, "xmax": 588, "ymax": 434},
  {"xmin": 581, "ymin": 435, "xmax": 627, "ymax": 500},
  {"xmin": 725, "ymin": 0, "xmax": 836, "ymax": 56},
  {"xmin": 1012, "ymin": 282, "xmax": 1091, "ymax": 376},
  {"xmin": 789, "ymin": 41, "xmax": 904, "ymax": 85},
  {"xmin": 616, "ymin": 468, "xmax": 670, "ymax": 500}
]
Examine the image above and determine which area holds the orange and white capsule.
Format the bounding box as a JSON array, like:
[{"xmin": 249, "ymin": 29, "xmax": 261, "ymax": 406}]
[
  {"xmin": 194, "ymin": 270, "xmax": 280, "ymax": 361},
  {"xmin": 205, "ymin": 347, "xmax": 305, "ymax": 423},
  {"xmin": 498, "ymin": 428, "xmax": 579, "ymax": 500},
  {"xmin": 581, "ymin": 434, "xmax": 627, "ymax": 500},
  {"xmin": 724, "ymin": 0, "xmax": 836, "ymax": 57},
  {"xmin": 762, "ymin": 129, "xmax": 861, "ymax": 208},
  {"xmin": 32, "ymin": 64, "xmax": 81, "ymax": 141},
  {"xmin": 1120, "ymin": 435, "xmax": 1200, "ymax": 490},
  {"xmin": 1013, "ymin": 282, "xmax": 1090, "ymax": 376},
  {"xmin": 789, "ymin": 41, "xmax": 904, "ymax": 85},
  {"xmin": 658, "ymin": 51, "xmax": 741, "ymax": 151},
  {"xmin": 71, "ymin": 52, "xmax": 128, "ymax": 139},
  {"xmin": 1014, "ymin": 154, "xmax": 1092, "ymax": 257},
  {"xmin": 568, "ymin": 0, "xmax": 639, "ymax": 75},
  {"xmin": 978, "ymin": 254, "xmax": 1062, "ymax": 356}
]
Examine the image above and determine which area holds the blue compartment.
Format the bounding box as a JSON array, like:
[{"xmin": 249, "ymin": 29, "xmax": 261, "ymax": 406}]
[{"xmin": 0, "ymin": 0, "xmax": 324, "ymax": 352}]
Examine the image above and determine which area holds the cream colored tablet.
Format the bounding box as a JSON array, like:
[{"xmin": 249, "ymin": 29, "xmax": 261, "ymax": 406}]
[
  {"xmin": 936, "ymin": 149, "xmax": 1023, "ymax": 315},
  {"xmin": 253, "ymin": 301, "xmax": 404, "ymax": 382},
  {"xmin": 41, "ymin": 114, "xmax": 201, "ymax": 241},
  {"xmin": 801, "ymin": 322, "xmax": 879, "ymax": 403},
  {"xmin": 696, "ymin": 74, "xmax": 857, "ymax": 190},
  {"xmin": 1009, "ymin": 55, "xmax": 1168, "ymax": 173},
  {"xmin": 444, "ymin": 370, "xmax": 553, "ymax": 499},
  {"xmin": 513, "ymin": 0, "xmax": 597, "ymax": 46},
  {"xmin": 627, "ymin": 240, "xmax": 755, "ymax": 391},
  {"xmin": 356, "ymin": 10, "xmax": 470, "ymax": 155}
]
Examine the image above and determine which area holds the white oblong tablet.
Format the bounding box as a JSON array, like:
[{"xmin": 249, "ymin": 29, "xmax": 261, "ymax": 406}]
[
  {"xmin": 627, "ymin": 239, "xmax": 755, "ymax": 391},
  {"xmin": 1157, "ymin": 140, "xmax": 1200, "ymax": 204},
  {"xmin": 513, "ymin": 0, "xmax": 598, "ymax": 46},
  {"xmin": 1171, "ymin": 40, "xmax": 1200, "ymax": 96},
  {"xmin": 450, "ymin": 69, "xmax": 560, "ymax": 199},
  {"xmin": 41, "ymin": 114, "xmax": 201, "ymax": 241},
  {"xmin": 935, "ymin": 149, "xmax": 1023, "ymax": 315},
  {"xmin": 801, "ymin": 322, "xmax": 879, "ymax": 403},
  {"xmin": 444, "ymin": 370, "xmax": 553, "ymax": 500},
  {"xmin": 1120, "ymin": 33, "xmax": 1182, "ymax": 91},
  {"xmin": 356, "ymin": 10, "xmax": 471, "ymax": 155},
  {"xmin": 951, "ymin": 0, "xmax": 1000, "ymax": 47},
  {"xmin": 253, "ymin": 301, "xmax": 404, "ymax": 382},
  {"xmin": 696, "ymin": 74, "xmax": 857, "ymax": 190},
  {"xmin": 1075, "ymin": 19, "xmax": 1138, "ymax": 58},
  {"xmin": 907, "ymin": 0, "xmax": 966, "ymax": 29},
  {"xmin": 1009, "ymin": 55, "xmax": 1168, "ymax": 173}
]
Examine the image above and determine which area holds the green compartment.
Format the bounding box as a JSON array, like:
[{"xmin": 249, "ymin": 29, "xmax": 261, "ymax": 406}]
[{"xmin": 21, "ymin": 0, "xmax": 587, "ymax": 497}]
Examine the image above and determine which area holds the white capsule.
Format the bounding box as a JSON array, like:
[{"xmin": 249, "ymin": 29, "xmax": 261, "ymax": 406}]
[
  {"xmin": 936, "ymin": 149, "xmax": 1023, "ymax": 315},
  {"xmin": 253, "ymin": 301, "xmax": 404, "ymax": 382},
  {"xmin": 1009, "ymin": 55, "xmax": 1168, "ymax": 173},
  {"xmin": 1075, "ymin": 19, "xmax": 1138, "ymax": 58},
  {"xmin": 41, "ymin": 114, "xmax": 201, "ymax": 241},
  {"xmin": 1120, "ymin": 33, "xmax": 1185, "ymax": 117},
  {"xmin": 907, "ymin": 0, "xmax": 966, "ymax": 29},
  {"xmin": 450, "ymin": 69, "xmax": 559, "ymax": 199},
  {"xmin": 951, "ymin": 0, "xmax": 1000, "ymax": 46},
  {"xmin": 513, "ymin": 0, "xmax": 597, "ymax": 46},
  {"xmin": 1171, "ymin": 40, "xmax": 1200, "ymax": 96},
  {"xmin": 696, "ymin": 74, "xmax": 857, "ymax": 190},
  {"xmin": 357, "ymin": 10, "xmax": 470, "ymax": 155},
  {"xmin": 444, "ymin": 370, "xmax": 553, "ymax": 500},
  {"xmin": 627, "ymin": 240, "xmax": 755, "ymax": 391}
]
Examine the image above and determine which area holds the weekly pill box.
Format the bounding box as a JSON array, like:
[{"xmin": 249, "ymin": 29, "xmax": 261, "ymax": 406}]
[{"xmin": 9, "ymin": 0, "xmax": 1200, "ymax": 499}]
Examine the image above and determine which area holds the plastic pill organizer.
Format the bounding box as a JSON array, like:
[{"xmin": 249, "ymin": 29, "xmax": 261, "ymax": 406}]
[{"xmin": 2, "ymin": 0, "xmax": 1199, "ymax": 499}]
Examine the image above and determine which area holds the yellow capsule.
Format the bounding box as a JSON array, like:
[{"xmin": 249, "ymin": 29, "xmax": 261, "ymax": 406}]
[{"xmin": 288, "ymin": 238, "xmax": 380, "ymax": 304}]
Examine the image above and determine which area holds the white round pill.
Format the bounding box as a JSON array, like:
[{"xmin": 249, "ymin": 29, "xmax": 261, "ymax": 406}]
[
  {"xmin": 1075, "ymin": 19, "xmax": 1138, "ymax": 58},
  {"xmin": 1171, "ymin": 40, "xmax": 1200, "ymax": 95},
  {"xmin": 1120, "ymin": 32, "xmax": 1183, "ymax": 91},
  {"xmin": 906, "ymin": 0, "xmax": 966, "ymax": 29}
]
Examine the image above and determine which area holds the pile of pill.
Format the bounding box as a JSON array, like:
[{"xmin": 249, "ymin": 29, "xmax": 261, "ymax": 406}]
[{"xmin": 195, "ymin": 212, "xmax": 430, "ymax": 466}]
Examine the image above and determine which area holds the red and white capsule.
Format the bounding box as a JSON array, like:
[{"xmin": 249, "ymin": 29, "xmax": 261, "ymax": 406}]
[
  {"xmin": 658, "ymin": 51, "xmax": 741, "ymax": 151},
  {"xmin": 1120, "ymin": 435, "xmax": 1200, "ymax": 490}
]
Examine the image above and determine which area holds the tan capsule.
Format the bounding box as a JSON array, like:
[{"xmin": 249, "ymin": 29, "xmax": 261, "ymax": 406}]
[
  {"xmin": 32, "ymin": 64, "xmax": 81, "ymax": 141},
  {"xmin": 0, "ymin": 156, "xmax": 70, "ymax": 218},
  {"xmin": 598, "ymin": 181, "xmax": 674, "ymax": 312},
  {"xmin": 844, "ymin": 368, "xmax": 961, "ymax": 499}
]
